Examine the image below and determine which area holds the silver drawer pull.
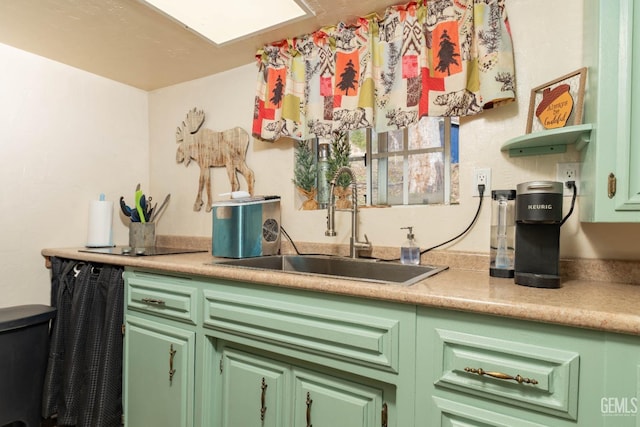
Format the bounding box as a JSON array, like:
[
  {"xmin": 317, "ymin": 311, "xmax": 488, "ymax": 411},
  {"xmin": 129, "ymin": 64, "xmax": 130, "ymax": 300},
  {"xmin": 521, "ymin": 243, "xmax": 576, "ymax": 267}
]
[
  {"xmin": 464, "ymin": 367, "xmax": 539, "ymax": 385},
  {"xmin": 141, "ymin": 297, "xmax": 166, "ymax": 305}
]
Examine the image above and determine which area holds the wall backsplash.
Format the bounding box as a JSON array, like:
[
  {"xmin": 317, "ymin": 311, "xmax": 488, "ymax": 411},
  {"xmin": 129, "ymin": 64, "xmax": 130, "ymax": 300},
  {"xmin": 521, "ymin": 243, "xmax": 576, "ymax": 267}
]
[
  {"xmin": 149, "ymin": 0, "xmax": 640, "ymax": 262},
  {"xmin": 5, "ymin": 0, "xmax": 640, "ymax": 311},
  {"xmin": 158, "ymin": 235, "xmax": 640, "ymax": 285}
]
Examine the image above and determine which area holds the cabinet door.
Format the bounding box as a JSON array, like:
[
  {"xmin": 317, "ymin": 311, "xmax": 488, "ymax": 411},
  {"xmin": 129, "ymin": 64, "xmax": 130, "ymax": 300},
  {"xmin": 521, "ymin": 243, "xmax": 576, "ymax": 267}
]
[
  {"xmin": 219, "ymin": 347, "xmax": 289, "ymax": 427},
  {"xmin": 124, "ymin": 316, "xmax": 195, "ymax": 427},
  {"xmin": 582, "ymin": 0, "xmax": 640, "ymax": 221},
  {"xmin": 292, "ymin": 368, "xmax": 389, "ymax": 427},
  {"xmin": 601, "ymin": 334, "xmax": 640, "ymax": 426}
]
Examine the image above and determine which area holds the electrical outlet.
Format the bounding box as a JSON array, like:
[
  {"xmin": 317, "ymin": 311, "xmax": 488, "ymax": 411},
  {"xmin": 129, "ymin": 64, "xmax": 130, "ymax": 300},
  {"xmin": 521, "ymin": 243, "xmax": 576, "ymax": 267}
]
[
  {"xmin": 556, "ymin": 162, "xmax": 580, "ymax": 196},
  {"xmin": 473, "ymin": 168, "xmax": 491, "ymax": 197}
]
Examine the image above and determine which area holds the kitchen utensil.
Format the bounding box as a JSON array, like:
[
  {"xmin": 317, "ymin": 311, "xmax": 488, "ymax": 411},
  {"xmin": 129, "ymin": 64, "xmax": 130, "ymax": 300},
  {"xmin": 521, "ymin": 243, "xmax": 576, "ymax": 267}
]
[
  {"xmin": 149, "ymin": 194, "xmax": 170, "ymax": 222},
  {"xmin": 119, "ymin": 196, "xmax": 132, "ymax": 217},
  {"xmin": 134, "ymin": 184, "xmax": 146, "ymax": 223}
]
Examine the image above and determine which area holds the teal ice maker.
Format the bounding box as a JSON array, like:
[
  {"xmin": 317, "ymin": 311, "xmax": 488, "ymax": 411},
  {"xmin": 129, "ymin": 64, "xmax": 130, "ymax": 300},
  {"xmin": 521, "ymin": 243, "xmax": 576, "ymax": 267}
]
[{"xmin": 212, "ymin": 197, "xmax": 281, "ymax": 258}]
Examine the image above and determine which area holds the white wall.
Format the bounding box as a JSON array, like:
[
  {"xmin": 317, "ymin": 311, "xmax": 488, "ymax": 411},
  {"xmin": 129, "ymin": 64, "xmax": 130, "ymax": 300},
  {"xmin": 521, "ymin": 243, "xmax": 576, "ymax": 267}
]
[
  {"xmin": 0, "ymin": 43, "xmax": 149, "ymax": 307},
  {"xmin": 5, "ymin": 0, "xmax": 640, "ymax": 307},
  {"xmin": 149, "ymin": 0, "xmax": 640, "ymax": 261}
]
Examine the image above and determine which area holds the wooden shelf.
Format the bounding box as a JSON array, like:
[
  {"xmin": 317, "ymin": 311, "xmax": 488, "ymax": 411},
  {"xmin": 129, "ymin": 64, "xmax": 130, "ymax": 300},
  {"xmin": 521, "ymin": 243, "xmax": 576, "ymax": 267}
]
[{"xmin": 501, "ymin": 124, "xmax": 593, "ymax": 157}]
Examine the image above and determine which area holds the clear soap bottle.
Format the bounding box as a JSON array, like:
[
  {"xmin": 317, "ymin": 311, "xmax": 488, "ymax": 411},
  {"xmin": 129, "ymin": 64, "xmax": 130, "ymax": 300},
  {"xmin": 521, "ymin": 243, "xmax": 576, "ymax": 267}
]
[{"xmin": 400, "ymin": 226, "xmax": 420, "ymax": 265}]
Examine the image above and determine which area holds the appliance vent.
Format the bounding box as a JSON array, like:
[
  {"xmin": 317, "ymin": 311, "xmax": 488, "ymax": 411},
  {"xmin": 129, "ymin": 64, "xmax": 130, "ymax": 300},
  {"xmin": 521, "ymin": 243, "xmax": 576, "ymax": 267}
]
[{"xmin": 262, "ymin": 218, "xmax": 279, "ymax": 242}]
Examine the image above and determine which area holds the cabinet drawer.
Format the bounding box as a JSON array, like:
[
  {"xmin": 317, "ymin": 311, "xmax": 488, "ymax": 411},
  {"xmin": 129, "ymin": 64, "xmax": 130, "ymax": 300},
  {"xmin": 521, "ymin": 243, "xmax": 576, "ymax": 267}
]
[
  {"xmin": 432, "ymin": 327, "xmax": 579, "ymax": 419},
  {"xmin": 430, "ymin": 396, "xmax": 548, "ymax": 427},
  {"xmin": 126, "ymin": 272, "xmax": 198, "ymax": 324},
  {"xmin": 202, "ymin": 283, "xmax": 408, "ymax": 373}
]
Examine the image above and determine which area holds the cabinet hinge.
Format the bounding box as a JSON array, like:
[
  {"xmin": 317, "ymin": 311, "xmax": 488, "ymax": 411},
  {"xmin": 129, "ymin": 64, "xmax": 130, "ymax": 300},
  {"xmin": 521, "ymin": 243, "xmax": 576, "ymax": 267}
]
[
  {"xmin": 608, "ymin": 173, "xmax": 617, "ymax": 198},
  {"xmin": 219, "ymin": 358, "xmax": 224, "ymax": 373},
  {"xmin": 121, "ymin": 324, "xmax": 125, "ymax": 335},
  {"xmin": 121, "ymin": 413, "xmax": 125, "ymax": 425}
]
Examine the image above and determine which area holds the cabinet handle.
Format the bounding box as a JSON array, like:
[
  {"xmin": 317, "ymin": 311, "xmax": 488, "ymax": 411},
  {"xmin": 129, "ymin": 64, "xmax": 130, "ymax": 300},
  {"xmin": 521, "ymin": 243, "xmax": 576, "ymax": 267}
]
[
  {"xmin": 260, "ymin": 377, "xmax": 268, "ymax": 421},
  {"xmin": 608, "ymin": 173, "xmax": 616, "ymax": 198},
  {"xmin": 169, "ymin": 344, "xmax": 177, "ymax": 384},
  {"xmin": 306, "ymin": 392, "xmax": 313, "ymax": 427},
  {"xmin": 381, "ymin": 402, "xmax": 388, "ymax": 427},
  {"xmin": 141, "ymin": 297, "xmax": 166, "ymax": 305},
  {"xmin": 464, "ymin": 367, "xmax": 538, "ymax": 385}
]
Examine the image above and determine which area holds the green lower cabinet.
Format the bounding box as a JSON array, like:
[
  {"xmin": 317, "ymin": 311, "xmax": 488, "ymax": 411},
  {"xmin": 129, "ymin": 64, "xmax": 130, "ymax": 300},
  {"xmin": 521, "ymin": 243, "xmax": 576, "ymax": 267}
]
[
  {"xmin": 429, "ymin": 396, "xmax": 551, "ymax": 427},
  {"xmin": 601, "ymin": 334, "xmax": 640, "ymax": 426},
  {"xmin": 123, "ymin": 269, "xmax": 639, "ymax": 427},
  {"xmin": 213, "ymin": 343, "xmax": 395, "ymax": 427},
  {"xmin": 416, "ymin": 307, "xmax": 640, "ymax": 427},
  {"xmin": 293, "ymin": 368, "xmax": 389, "ymax": 427},
  {"xmin": 219, "ymin": 347, "xmax": 289, "ymax": 427},
  {"xmin": 124, "ymin": 316, "xmax": 195, "ymax": 427}
]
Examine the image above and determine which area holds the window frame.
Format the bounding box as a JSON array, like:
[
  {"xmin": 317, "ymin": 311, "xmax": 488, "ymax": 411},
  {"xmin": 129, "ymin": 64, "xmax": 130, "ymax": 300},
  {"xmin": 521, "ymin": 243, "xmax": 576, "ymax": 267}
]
[{"xmin": 349, "ymin": 117, "xmax": 454, "ymax": 206}]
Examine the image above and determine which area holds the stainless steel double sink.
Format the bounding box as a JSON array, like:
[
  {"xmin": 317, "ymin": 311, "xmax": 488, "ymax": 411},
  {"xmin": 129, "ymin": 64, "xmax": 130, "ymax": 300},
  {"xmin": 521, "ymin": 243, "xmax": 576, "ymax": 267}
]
[{"xmin": 213, "ymin": 254, "xmax": 448, "ymax": 286}]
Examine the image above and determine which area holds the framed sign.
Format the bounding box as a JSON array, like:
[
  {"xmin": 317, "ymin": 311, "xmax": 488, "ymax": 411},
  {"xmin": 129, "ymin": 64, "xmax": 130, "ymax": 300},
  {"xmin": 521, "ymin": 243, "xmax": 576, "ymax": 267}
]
[{"xmin": 526, "ymin": 67, "xmax": 587, "ymax": 134}]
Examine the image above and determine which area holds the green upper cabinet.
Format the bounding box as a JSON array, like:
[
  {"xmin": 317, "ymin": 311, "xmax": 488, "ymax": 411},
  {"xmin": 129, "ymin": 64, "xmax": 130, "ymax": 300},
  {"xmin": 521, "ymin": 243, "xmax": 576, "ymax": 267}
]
[{"xmin": 581, "ymin": 0, "xmax": 640, "ymax": 221}]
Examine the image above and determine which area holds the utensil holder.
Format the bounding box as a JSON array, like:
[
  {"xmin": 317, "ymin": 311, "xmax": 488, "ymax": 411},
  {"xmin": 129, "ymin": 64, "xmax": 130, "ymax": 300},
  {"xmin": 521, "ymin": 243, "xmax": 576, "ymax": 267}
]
[{"xmin": 129, "ymin": 222, "xmax": 156, "ymax": 248}]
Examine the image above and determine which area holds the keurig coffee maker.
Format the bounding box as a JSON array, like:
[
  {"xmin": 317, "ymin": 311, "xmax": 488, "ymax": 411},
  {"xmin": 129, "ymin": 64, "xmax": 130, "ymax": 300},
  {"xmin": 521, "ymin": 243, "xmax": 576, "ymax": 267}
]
[{"xmin": 514, "ymin": 181, "xmax": 564, "ymax": 288}]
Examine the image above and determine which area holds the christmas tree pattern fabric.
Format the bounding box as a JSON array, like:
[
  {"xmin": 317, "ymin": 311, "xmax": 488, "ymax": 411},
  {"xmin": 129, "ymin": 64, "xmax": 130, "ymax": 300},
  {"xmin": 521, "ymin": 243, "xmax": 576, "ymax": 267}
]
[{"xmin": 253, "ymin": 0, "xmax": 515, "ymax": 142}]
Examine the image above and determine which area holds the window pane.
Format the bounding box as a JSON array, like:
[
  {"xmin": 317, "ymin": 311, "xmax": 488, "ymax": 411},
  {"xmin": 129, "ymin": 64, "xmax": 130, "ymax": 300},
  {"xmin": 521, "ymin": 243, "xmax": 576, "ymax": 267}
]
[
  {"xmin": 387, "ymin": 153, "xmax": 404, "ymax": 205},
  {"xmin": 387, "ymin": 129, "xmax": 404, "ymax": 152},
  {"xmin": 294, "ymin": 116, "xmax": 457, "ymax": 209},
  {"xmin": 408, "ymin": 152, "xmax": 444, "ymax": 204},
  {"xmin": 349, "ymin": 129, "xmax": 367, "ymax": 156},
  {"xmin": 371, "ymin": 158, "xmax": 380, "ymax": 204},
  {"xmin": 371, "ymin": 157, "xmax": 405, "ymax": 206},
  {"xmin": 349, "ymin": 157, "xmax": 367, "ymax": 206},
  {"xmin": 409, "ymin": 117, "xmax": 443, "ymax": 150}
]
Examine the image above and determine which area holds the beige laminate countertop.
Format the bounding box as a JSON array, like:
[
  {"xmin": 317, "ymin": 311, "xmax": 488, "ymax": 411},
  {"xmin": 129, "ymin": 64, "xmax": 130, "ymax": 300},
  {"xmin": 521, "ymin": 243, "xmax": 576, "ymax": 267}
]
[{"xmin": 42, "ymin": 247, "xmax": 640, "ymax": 336}]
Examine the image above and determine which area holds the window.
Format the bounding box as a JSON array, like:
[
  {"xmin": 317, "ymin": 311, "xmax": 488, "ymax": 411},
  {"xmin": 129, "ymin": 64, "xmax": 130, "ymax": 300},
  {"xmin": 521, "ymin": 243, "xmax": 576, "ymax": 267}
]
[{"xmin": 309, "ymin": 117, "xmax": 459, "ymax": 208}]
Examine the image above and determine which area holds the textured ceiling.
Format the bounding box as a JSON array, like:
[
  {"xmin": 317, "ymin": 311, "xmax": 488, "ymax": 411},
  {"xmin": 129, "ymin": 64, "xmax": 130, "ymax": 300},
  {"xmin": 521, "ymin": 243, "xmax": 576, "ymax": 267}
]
[{"xmin": 0, "ymin": 0, "xmax": 401, "ymax": 91}]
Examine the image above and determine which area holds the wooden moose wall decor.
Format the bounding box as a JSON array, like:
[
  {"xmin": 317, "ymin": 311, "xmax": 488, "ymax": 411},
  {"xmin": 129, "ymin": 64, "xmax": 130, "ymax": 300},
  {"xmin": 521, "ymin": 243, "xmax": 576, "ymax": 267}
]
[{"xmin": 176, "ymin": 108, "xmax": 255, "ymax": 212}]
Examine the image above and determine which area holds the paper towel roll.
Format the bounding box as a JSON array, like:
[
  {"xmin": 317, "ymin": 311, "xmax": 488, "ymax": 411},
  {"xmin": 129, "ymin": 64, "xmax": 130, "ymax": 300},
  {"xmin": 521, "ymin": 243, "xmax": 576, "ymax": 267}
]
[{"xmin": 86, "ymin": 200, "xmax": 114, "ymax": 247}]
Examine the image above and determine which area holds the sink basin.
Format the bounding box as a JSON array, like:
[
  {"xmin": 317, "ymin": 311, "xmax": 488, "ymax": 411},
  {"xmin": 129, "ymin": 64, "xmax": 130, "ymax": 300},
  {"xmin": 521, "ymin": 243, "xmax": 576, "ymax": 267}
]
[{"xmin": 213, "ymin": 255, "xmax": 448, "ymax": 286}]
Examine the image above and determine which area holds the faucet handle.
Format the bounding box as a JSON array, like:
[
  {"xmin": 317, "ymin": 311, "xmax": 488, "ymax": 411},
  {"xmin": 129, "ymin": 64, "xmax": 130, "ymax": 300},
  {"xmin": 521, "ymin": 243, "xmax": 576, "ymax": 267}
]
[{"xmin": 355, "ymin": 234, "xmax": 372, "ymax": 252}]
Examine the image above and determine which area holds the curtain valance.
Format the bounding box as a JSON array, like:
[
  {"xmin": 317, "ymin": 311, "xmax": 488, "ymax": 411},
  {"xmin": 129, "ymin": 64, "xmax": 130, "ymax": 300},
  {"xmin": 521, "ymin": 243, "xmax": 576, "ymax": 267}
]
[{"xmin": 252, "ymin": 0, "xmax": 515, "ymax": 142}]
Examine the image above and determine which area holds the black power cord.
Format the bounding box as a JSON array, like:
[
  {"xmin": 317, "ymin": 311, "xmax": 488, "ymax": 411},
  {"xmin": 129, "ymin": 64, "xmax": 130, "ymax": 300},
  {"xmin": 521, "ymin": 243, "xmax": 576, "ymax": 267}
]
[
  {"xmin": 376, "ymin": 184, "xmax": 486, "ymax": 262},
  {"xmin": 280, "ymin": 226, "xmax": 302, "ymax": 255},
  {"xmin": 560, "ymin": 180, "xmax": 577, "ymax": 226},
  {"xmin": 281, "ymin": 184, "xmax": 487, "ymax": 261},
  {"xmin": 419, "ymin": 183, "xmax": 486, "ymax": 254},
  {"xmin": 280, "ymin": 226, "xmax": 343, "ymax": 258}
]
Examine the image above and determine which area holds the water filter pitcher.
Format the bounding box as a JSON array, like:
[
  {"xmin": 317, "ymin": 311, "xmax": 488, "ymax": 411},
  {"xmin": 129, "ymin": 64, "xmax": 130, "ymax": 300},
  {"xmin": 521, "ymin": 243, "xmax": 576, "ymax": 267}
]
[{"xmin": 490, "ymin": 190, "xmax": 516, "ymax": 278}]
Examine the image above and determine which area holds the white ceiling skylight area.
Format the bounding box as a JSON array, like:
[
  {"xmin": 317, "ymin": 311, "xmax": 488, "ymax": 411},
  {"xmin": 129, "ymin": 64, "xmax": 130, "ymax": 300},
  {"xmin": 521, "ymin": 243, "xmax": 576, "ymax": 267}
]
[{"xmin": 142, "ymin": 0, "xmax": 314, "ymax": 45}]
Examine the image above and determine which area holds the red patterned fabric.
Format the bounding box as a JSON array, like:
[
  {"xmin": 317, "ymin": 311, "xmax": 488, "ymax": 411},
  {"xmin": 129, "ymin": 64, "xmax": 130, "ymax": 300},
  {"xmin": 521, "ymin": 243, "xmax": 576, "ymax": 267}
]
[{"xmin": 253, "ymin": 0, "xmax": 515, "ymax": 142}]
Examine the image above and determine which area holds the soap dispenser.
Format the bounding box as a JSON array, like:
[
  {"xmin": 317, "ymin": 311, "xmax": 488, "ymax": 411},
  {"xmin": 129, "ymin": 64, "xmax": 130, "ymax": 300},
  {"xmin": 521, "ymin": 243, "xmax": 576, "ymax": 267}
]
[{"xmin": 400, "ymin": 226, "xmax": 420, "ymax": 265}]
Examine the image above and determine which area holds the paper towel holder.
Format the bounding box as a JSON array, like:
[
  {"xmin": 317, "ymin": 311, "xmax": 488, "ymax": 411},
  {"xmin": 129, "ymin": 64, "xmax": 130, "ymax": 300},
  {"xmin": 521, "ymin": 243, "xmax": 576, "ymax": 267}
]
[{"xmin": 86, "ymin": 195, "xmax": 114, "ymax": 248}]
